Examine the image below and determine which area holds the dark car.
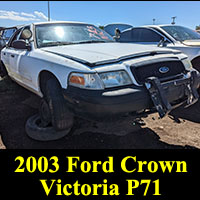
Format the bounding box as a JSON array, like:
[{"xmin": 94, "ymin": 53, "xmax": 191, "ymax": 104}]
[
  {"xmin": 0, "ymin": 26, "xmax": 21, "ymax": 52},
  {"xmin": 0, "ymin": 25, "xmax": 23, "ymax": 77}
]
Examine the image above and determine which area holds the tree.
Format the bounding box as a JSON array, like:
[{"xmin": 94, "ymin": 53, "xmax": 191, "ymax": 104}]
[
  {"xmin": 196, "ymin": 25, "xmax": 200, "ymax": 30},
  {"xmin": 99, "ymin": 26, "xmax": 104, "ymax": 30}
]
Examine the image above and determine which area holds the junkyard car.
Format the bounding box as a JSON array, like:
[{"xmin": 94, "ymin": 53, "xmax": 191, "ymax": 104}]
[
  {"xmin": 0, "ymin": 21, "xmax": 199, "ymax": 133},
  {"xmin": 118, "ymin": 25, "xmax": 200, "ymax": 72}
]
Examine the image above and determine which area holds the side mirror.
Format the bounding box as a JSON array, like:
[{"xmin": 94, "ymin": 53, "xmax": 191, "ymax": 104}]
[
  {"xmin": 113, "ymin": 28, "xmax": 121, "ymax": 41},
  {"xmin": 12, "ymin": 40, "xmax": 31, "ymax": 50}
]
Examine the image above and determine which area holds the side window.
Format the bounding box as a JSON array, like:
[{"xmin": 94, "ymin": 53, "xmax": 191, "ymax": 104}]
[
  {"xmin": 3, "ymin": 28, "xmax": 16, "ymax": 39},
  {"xmin": 131, "ymin": 29, "xmax": 142, "ymax": 42},
  {"xmin": 8, "ymin": 29, "xmax": 23, "ymax": 48},
  {"xmin": 139, "ymin": 29, "xmax": 162, "ymax": 42},
  {"xmin": 8, "ymin": 26, "xmax": 31, "ymax": 49},
  {"xmin": 120, "ymin": 28, "xmax": 163, "ymax": 43},
  {"xmin": 119, "ymin": 30, "xmax": 133, "ymax": 42}
]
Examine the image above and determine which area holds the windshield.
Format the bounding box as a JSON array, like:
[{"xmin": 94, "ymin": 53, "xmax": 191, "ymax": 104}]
[
  {"xmin": 35, "ymin": 23, "xmax": 114, "ymax": 48},
  {"xmin": 161, "ymin": 25, "xmax": 200, "ymax": 41}
]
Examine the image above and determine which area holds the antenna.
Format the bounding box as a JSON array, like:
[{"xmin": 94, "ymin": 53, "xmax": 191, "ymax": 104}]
[
  {"xmin": 48, "ymin": 1, "xmax": 50, "ymax": 21},
  {"xmin": 171, "ymin": 16, "xmax": 177, "ymax": 25}
]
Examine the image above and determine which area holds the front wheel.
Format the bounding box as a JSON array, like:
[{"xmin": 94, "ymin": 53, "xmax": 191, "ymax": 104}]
[{"xmin": 40, "ymin": 78, "xmax": 74, "ymax": 131}]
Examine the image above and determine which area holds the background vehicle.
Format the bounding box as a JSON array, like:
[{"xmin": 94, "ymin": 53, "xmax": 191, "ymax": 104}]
[
  {"xmin": 0, "ymin": 26, "xmax": 21, "ymax": 77},
  {"xmin": 0, "ymin": 21, "xmax": 199, "ymax": 136},
  {"xmin": 0, "ymin": 26, "xmax": 20, "ymax": 51},
  {"xmin": 118, "ymin": 25, "xmax": 200, "ymax": 72}
]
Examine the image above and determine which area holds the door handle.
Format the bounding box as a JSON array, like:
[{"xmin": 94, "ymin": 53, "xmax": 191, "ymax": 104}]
[
  {"xmin": 11, "ymin": 54, "xmax": 15, "ymax": 58},
  {"xmin": 3, "ymin": 53, "xmax": 6, "ymax": 55}
]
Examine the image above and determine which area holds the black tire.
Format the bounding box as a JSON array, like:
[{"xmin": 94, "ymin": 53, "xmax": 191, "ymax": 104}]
[
  {"xmin": 25, "ymin": 114, "xmax": 71, "ymax": 141},
  {"xmin": 192, "ymin": 61, "xmax": 200, "ymax": 73},
  {"xmin": 191, "ymin": 61, "xmax": 200, "ymax": 94},
  {"xmin": 0, "ymin": 62, "xmax": 8, "ymax": 78},
  {"xmin": 39, "ymin": 98, "xmax": 51, "ymax": 127},
  {"xmin": 45, "ymin": 78, "xmax": 74, "ymax": 131}
]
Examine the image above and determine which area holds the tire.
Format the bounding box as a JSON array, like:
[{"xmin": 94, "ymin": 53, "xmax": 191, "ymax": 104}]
[
  {"xmin": 191, "ymin": 59, "xmax": 200, "ymax": 72},
  {"xmin": 39, "ymin": 98, "xmax": 51, "ymax": 127},
  {"xmin": 25, "ymin": 114, "xmax": 71, "ymax": 141},
  {"xmin": 191, "ymin": 61, "xmax": 200, "ymax": 94},
  {"xmin": 0, "ymin": 62, "xmax": 8, "ymax": 78},
  {"xmin": 44, "ymin": 78, "xmax": 74, "ymax": 131}
]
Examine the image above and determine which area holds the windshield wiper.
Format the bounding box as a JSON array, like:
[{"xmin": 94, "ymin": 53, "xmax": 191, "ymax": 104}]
[
  {"xmin": 75, "ymin": 40, "xmax": 114, "ymax": 44},
  {"xmin": 41, "ymin": 41, "xmax": 75, "ymax": 47}
]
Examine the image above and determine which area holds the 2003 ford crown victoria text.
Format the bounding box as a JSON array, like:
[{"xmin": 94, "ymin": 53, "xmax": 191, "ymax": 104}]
[{"xmin": 0, "ymin": 21, "xmax": 199, "ymax": 134}]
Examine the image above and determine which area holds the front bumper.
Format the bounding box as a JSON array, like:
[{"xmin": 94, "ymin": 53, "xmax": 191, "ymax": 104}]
[{"xmin": 63, "ymin": 71, "xmax": 200, "ymax": 121}]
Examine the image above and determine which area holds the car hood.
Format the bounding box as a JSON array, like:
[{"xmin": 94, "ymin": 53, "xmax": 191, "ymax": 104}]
[
  {"xmin": 182, "ymin": 40, "xmax": 200, "ymax": 47},
  {"xmin": 41, "ymin": 42, "xmax": 179, "ymax": 67}
]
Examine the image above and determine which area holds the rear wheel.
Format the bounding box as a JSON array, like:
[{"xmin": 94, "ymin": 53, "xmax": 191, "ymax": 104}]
[
  {"xmin": 40, "ymin": 78, "xmax": 74, "ymax": 131},
  {"xmin": 0, "ymin": 62, "xmax": 8, "ymax": 78}
]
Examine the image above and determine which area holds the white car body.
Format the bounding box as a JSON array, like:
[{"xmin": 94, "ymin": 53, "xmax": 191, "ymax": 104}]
[
  {"xmin": 147, "ymin": 25, "xmax": 200, "ymax": 61},
  {"xmin": 0, "ymin": 22, "xmax": 189, "ymax": 97},
  {"xmin": 119, "ymin": 24, "xmax": 200, "ymax": 70}
]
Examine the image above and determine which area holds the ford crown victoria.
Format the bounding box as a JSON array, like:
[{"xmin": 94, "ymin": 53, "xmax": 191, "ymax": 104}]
[{"xmin": 0, "ymin": 21, "xmax": 199, "ymax": 133}]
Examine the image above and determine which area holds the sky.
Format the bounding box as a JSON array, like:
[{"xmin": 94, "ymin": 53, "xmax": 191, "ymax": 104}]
[{"xmin": 0, "ymin": 1, "xmax": 200, "ymax": 29}]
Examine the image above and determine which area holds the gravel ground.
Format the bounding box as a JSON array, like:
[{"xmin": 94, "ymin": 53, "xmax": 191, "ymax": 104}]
[{"xmin": 0, "ymin": 77, "xmax": 200, "ymax": 149}]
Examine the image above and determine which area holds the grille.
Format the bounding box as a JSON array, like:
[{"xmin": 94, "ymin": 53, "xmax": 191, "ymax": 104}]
[{"xmin": 130, "ymin": 61, "xmax": 185, "ymax": 84}]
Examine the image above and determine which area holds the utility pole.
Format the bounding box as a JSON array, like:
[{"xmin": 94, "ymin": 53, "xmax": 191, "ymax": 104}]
[
  {"xmin": 171, "ymin": 16, "xmax": 177, "ymax": 25},
  {"xmin": 153, "ymin": 18, "xmax": 156, "ymax": 25},
  {"xmin": 48, "ymin": 1, "xmax": 50, "ymax": 21}
]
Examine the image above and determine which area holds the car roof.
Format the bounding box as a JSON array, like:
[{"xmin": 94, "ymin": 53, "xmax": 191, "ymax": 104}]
[
  {"xmin": 1, "ymin": 25, "xmax": 25, "ymax": 30},
  {"xmin": 1, "ymin": 21, "xmax": 92, "ymax": 30},
  {"xmin": 141, "ymin": 24, "xmax": 187, "ymax": 29}
]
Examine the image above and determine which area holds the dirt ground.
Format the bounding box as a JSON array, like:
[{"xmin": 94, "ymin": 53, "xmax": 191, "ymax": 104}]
[{"xmin": 0, "ymin": 77, "xmax": 200, "ymax": 149}]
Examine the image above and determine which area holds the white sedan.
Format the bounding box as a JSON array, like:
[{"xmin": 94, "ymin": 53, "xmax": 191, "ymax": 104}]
[
  {"xmin": 0, "ymin": 21, "xmax": 199, "ymax": 133},
  {"xmin": 119, "ymin": 25, "xmax": 200, "ymax": 72}
]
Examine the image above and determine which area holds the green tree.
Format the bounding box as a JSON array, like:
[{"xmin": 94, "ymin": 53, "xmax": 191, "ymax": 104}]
[
  {"xmin": 196, "ymin": 25, "xmax": 200, "ymax": 30},
  {"xmin": 99, "ymin": 26, "xmax": 104, "ymax": 30}
]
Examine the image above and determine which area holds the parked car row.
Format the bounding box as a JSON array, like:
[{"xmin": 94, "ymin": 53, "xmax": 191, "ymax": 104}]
[{"xmin": 0, "ymin": 21, "xmax": 199, "ymax": 140}]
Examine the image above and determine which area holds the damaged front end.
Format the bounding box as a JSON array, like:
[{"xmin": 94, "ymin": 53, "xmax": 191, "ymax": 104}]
[{"xmin": 145, "ymin": 71, "xmax": 199, "ymax": 118}]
